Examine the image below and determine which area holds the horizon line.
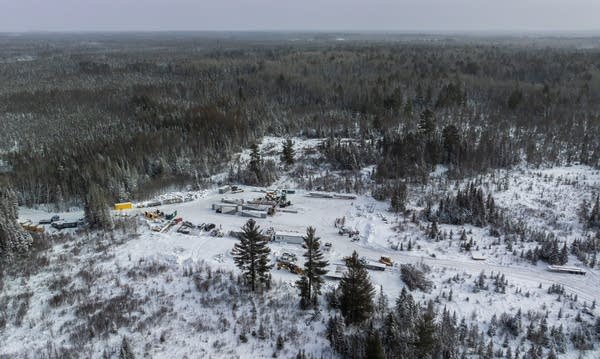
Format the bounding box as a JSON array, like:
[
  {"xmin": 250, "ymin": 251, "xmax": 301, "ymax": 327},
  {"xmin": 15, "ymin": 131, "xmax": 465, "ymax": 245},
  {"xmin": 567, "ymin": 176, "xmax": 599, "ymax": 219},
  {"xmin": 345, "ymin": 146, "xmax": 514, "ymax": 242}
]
[{"xmin": 1, "ymin": 29, "xmax": 600, "ymax": 36}]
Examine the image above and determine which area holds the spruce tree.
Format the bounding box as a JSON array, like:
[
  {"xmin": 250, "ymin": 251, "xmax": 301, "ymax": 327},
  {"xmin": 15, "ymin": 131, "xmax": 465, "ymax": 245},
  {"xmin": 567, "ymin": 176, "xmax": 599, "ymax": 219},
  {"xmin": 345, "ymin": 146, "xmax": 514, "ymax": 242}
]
[
  {"xmin": 0, "ymin": 186, "xmax": 33, "ymax": 258},
  {"xmin": 339, "ymin": 251, "xmax": 375, "ymax": 325},
  {"xmin": 84, "ymin": 182, "xmax": 113, "ymax": 230},
  {"xmin": 281, "ymin": 139, "xmax": 295, "ymax": 166},
  {"xmin": 415, "ymin": 301, "xmax": 437, "ymax": 358},
  {"xmin": 589, "ymin": 195, "xmax": 600, "ymax": 228},
  {"xmin": 119, "ymin": 336, "xmax": 135, "ymax": 359},
  {"xmin": 390, "ymin": 182, "xmax": 407, "ymax": 213},
  {"xmin": 232, "ymin": 219, "xmax": 272, "ymax": 292},
  {"xmin": 365, "ymin": 327, "xmax": 386, "ymax": 359},
  {"xmin": 249, "ymin": 143, "xmax": 261, "ymax": 178},
  {"xmin": 296, "ymin": 227, "xmax": 329, "ymax": 308}
]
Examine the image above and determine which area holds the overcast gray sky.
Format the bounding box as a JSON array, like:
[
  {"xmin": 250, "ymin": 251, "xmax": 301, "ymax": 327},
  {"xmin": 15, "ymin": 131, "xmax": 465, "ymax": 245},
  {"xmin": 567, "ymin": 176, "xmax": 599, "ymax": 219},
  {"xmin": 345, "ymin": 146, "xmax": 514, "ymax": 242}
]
[{"xmin": 1, "ymin": 0, "xmax": 599, "ymax": 33}]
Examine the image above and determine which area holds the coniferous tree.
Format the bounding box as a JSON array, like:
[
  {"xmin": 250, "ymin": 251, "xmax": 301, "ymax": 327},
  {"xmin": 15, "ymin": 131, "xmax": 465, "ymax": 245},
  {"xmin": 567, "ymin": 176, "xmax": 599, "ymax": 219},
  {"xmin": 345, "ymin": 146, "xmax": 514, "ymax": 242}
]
[
  {"xmin": 119, "ymin": 336, "xmax": 135, "ymax": 359},
  {"xmin": 415, "ymin": 300, "xmax": 437, "ymax": 359},
  {"xmin": 84, "ymin": 182, "xmax": 113, "ymax": 230},
  {"xmin": 339, "ymin": 251, "xmax": 375, "ymax": 325},
  {"xmin": 281, "ymin": 139, "xmax": 295, "ymax": 166},
  {"xmin": 248, "ymin": 143, "xmax": 262, "ymax": 180},
  {"xmin": 232, "ymin": 219, "xmax": 272, "ymax": 292},
  {"xmin": 365, "ymin": 327, "xmax": 386, "ymax": 359},
  {"xmin": 0, "ymin": 186, "xmax": 33, "ymax": 258},
  {"xmin": 589, "ymin": 195, "xmax": 600, "ymax": 228},
  {"xmin": 390, "ymin": 182, "xmax": 407, "ymax": 213},
  {"xmin": 326, "ymin": 315, "xmax": 346, "ymax": 354},
  {"xmin": 297, "ymin": 227, "xmax": 328, "ymax": 308},
  {"xmin": 249, "ymin": 143, "xmax": 261, "ymax": 170}
]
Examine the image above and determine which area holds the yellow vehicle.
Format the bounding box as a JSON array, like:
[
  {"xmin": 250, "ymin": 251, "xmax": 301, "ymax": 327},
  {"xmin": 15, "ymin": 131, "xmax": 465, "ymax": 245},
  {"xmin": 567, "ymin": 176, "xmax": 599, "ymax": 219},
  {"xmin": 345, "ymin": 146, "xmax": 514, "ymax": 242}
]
[
  {"xmin": 21, "ymin": 221, "xmax": 45, "ymax": 233},
  {"xmin": 379, "ymin": 256, "xmax": 393, "ymax": 267},
  {"xmin": 144, "ymin": 210, "xmax": 164, "ymax": 220},
  {"xmin": 277, "ymin": 261, "xmax": 304, "ymax": 275}
]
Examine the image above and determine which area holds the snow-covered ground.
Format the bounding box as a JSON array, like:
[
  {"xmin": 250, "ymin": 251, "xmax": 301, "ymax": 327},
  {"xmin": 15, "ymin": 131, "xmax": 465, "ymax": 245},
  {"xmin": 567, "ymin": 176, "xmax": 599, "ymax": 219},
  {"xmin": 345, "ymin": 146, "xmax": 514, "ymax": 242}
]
[
  {"xmin": 6, "ymin": 166, "xmax": 600, "ymax": 357},
  {"xmin": 4, "ymin": 134, "xmax": 600, "ymax": 358}
]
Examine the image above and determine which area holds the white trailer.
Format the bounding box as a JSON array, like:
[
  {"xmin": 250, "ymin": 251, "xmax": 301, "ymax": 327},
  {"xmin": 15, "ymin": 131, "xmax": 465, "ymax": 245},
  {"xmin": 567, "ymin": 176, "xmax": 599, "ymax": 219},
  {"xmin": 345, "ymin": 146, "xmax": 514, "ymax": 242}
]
[
  {"xmin": 547, "ymin": 265, "xmax": 586, "ymax": 275},
  {"xmin": 241, "ymin": 210, "xmax": 268, "ymax": 219}
]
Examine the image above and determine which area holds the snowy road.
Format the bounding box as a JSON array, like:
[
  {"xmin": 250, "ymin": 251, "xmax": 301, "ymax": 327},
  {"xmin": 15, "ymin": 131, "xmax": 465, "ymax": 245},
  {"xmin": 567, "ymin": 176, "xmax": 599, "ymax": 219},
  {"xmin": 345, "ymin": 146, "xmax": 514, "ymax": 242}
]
[{"xmin": 337, "ymin": 234, "xmax": 600, "ymax": 304}]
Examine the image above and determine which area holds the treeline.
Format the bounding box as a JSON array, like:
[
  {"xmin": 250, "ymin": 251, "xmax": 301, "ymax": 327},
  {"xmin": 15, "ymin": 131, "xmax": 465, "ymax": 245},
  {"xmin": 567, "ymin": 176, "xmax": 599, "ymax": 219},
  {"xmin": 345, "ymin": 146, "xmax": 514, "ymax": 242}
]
[
  {"xmin": 1, "ymin": 36, "xmax": 600, "ymax": 205},
  {"xmin": 0, "ymin": 186, "xmax": 32, "ymax": 259}
]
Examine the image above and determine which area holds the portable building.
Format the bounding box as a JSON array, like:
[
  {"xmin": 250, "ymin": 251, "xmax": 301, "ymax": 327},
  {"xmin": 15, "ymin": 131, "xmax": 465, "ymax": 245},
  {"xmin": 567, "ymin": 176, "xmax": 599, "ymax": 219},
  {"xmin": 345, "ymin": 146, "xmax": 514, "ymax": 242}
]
[{"xmin": 114, "ymin": 202, "xmax": 133, "ymax": 211}]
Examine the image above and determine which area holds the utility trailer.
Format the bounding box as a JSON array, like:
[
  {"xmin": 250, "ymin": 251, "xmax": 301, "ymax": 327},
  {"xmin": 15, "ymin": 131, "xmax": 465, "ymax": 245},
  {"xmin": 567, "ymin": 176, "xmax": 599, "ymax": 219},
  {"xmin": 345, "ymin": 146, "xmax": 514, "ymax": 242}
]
[
  {"xmin": 39, "ymin": 215, "xmax": 60, "ymax": 225},
  {"xmin": 547, "ymin": 265, "xmax": 586, "ymax": 275}
]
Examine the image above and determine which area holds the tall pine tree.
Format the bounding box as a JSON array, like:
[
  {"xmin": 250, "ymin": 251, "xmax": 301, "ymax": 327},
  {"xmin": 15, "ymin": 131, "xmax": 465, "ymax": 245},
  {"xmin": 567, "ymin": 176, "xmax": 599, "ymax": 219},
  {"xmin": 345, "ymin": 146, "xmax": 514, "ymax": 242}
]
[
  {"xmin": 281, "ymin": 139, "xmax": 295, "ymax": 167},
  {"xmin": 339, "ymin": 251, "xmax": 375, "ymax": 325},
  {"xmin": 84, "ymin": 182, "xmax": 113, "ymax": 230},
  {"xmin": 0, "ymin": 186, "xmax": 33, "ymax": 258},
  {"xmin": 415, "ymin": 300, "xmax": 437, "ymax": 358},
  {"xmin": 232, "ymin": 219, "xmax": 272, "ymax": 292},
  {"xmin": 365, "ymin": 326, "xmax": 386, "ymax": 359},
  {"xmin": 249, "ymin": 143, "xmax": 261, "ymax": 179},
  {"xmin": 297, "ymin": 227, "xmax": 329, "ymax": 308}
]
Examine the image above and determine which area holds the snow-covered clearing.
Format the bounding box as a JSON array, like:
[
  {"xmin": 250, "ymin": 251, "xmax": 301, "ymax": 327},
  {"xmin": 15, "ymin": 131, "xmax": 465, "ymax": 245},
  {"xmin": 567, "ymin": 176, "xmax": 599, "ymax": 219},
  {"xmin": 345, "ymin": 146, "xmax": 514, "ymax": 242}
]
[{"xmin": 6, "ymin": 163, "xmax": 600, "ymax": 357}]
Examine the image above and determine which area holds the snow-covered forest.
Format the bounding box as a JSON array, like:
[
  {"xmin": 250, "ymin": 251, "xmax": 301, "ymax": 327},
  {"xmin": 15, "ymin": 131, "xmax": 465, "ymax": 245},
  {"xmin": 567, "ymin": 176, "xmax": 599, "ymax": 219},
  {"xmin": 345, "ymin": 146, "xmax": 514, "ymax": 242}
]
[{"xmin": 1, "ymin": 33, "xmax": 600, "ymax": 358}]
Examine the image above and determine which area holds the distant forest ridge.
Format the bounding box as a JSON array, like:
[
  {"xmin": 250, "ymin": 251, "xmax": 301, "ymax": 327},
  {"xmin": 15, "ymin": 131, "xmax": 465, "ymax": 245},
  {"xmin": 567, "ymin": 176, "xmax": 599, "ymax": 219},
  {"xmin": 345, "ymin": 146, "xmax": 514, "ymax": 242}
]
[{"xmin": 0, "ymin": 34, "xmax": 599, "ymax": 206}]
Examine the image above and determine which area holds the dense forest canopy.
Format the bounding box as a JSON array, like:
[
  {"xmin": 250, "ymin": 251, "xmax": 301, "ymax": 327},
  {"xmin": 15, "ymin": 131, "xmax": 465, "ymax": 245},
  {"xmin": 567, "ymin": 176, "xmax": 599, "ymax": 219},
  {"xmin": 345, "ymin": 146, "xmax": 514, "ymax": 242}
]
[{"xmin": 1, "ymin": 33, "xmax": 599, "ymax": 206}]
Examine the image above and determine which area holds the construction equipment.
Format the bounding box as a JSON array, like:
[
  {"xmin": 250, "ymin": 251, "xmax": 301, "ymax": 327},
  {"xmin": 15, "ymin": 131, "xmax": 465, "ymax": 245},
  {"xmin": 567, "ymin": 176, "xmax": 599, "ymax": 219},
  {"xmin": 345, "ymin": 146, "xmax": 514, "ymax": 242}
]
[
  {"xmin": 210, "ymin": 228, "xmax": 224, "ymax": 237},
  {"xmin": 279, "ymin": 252, "xmax": 298, "ymax": 263},
  {"xmin": 338, "ymin": 226, "xmax": 359, "ymax": 238},
  {"xmin": 379, "ymin": 256, "xmax": 393, "ymax": 266},
  {"xmin": 21, "ymin": 220, "xmax": 45, "ymax": 233},
  {"xmin": 334, "ymin": 217, "xmax": 346, "ymax": 228},
  {"xmin": 231, "ymin": 185, "xmax": 244, "ymax": 194},
  {"xmin": 276, "ymin": 261, "xmax": 304, "ymax": 275},
  {"xmin": 165, "ymin": 211, "xmax": 178, "ymax": 221},
  {"xmin": 278, "ymin": 193, "xmax": 291, "ymax": 207},
  {"xmin": 144, "ymin": 210, "xmax": 164, "ymax": 220}
]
